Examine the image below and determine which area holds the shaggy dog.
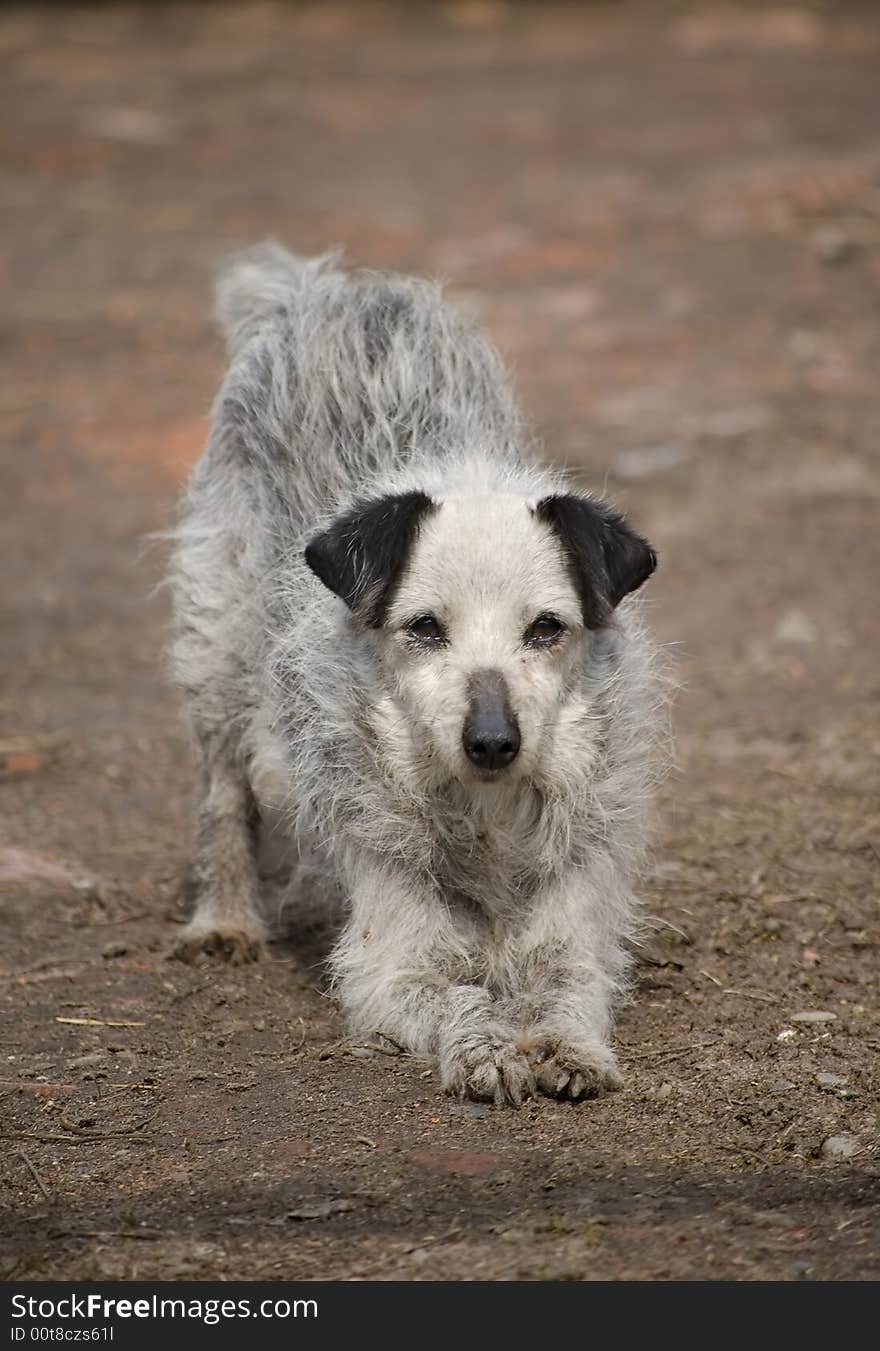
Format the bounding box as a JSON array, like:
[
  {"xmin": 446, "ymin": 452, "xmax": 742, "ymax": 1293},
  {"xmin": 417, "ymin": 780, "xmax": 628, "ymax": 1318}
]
[{"xmin": 168, "ymin": 244, "xmax": 663, "ymax": 1105}]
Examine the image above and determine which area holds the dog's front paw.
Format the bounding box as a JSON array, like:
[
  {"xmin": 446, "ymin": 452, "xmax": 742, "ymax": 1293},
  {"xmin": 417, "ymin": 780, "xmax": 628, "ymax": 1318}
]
[
  {"xmin": 522, "ymin": 1037, "xmax": 621, "ymax": 1101},
  {"xmin": 440, "ymin": 1035, "xmax": 536, "ymax": 1107},
  {"xmin": 173, "ymin": 917, "xmax": 266, "ymax": 966}
]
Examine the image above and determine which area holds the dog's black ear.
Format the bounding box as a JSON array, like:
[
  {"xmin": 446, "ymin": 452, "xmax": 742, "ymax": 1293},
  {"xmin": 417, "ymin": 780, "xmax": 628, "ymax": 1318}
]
[
  {"xmin": 535, "ymin": 494, "xmax": 657, "ymax": 629},
  {"xmin": 305, "ymin": 491, "xmax": 436, "ymax": 626}
]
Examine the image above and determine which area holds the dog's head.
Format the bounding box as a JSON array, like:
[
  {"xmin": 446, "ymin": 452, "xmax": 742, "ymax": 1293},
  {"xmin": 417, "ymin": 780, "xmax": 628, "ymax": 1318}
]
[{"xmin": 305, "ymin": 488, "xmax": 656, "ymax": 787}]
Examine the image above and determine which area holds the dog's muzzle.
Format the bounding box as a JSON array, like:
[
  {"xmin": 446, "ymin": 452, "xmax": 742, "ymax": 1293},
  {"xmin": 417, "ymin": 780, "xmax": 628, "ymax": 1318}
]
[{"xmin": 462, "ymin": 669, "xmax": 521, "ymax": 774}]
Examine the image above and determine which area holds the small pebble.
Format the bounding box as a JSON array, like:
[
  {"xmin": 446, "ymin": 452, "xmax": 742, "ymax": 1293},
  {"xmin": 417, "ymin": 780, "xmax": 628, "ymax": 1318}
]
[
  {"xmin": 820, "ymin": 1134, "xmax": 858, "ymax": 1161},
  {"xmin": 769, "ymin": 1079, "xmax": 795, "ymax": 1094},
  {"xmin": 815, "ymin": 1072, "xmax": 847, "ymax": 1090},
  {"xmin": 812, "ymin": 227, "xmax": 856, "ymax": 265},
  {"xmin": 101, "ymin": 940, "xmax": 128, "ymax": 959},
  {"xmin": 775, "ymin": 610, "xmax": 816, "ymax": 646},
  {"xmin": 789, "ymin": 1010, "xmax": 836, "ymax": 1024}
]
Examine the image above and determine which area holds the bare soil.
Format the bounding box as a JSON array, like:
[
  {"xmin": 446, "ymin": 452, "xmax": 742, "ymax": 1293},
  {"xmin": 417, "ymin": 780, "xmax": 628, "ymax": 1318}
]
[{"xmin": 1, "ymin": 1, "xmax": 878, "ymax": 1281}]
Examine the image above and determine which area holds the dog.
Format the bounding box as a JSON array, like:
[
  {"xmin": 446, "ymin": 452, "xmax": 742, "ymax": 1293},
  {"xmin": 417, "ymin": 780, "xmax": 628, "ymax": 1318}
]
[{"xmin": 168, "ymin": 243, "xmax": 663, "ymax": 1105}]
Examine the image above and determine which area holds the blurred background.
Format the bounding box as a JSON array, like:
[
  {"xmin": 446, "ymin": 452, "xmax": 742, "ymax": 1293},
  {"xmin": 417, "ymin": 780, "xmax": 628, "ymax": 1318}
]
[{"xmin": 2, "ymin": 1, "xmax": 879, "ymax": 1282}]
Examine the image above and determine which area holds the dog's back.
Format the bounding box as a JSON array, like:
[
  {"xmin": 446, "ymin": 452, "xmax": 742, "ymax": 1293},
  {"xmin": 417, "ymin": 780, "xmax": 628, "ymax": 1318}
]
[{"xmin": 204, "ymin": 243, "xmax": 523, "ymax": 533}]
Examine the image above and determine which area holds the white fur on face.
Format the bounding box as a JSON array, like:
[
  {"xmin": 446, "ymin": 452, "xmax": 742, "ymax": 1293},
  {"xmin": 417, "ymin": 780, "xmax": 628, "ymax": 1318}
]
[{"xmin": 378, "ymin": 493, "xmax": 589, "ymax": 786}]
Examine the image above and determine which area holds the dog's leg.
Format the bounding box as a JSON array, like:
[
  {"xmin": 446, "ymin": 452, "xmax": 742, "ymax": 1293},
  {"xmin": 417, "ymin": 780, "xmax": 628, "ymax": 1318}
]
[
  {"xmin": 506, "ymin": 866, "xmax": 631, "ymax": 1101},
  {"xmin": 332, "ymin": 861, "xmax": 535, "ymax": 1106},
  {"xmin": 174, "ymin": 733, "xmax": 267, "ymax": 964}
]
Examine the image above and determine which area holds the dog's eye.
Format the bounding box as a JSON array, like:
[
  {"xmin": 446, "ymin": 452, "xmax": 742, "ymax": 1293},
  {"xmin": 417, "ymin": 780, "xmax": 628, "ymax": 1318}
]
[
  {"xmin": 406, "ymin": 614, "xmax": 445, "ymax": 643},
  {"xmin": 525, "ymin": 614, "xmax": 565, "ymax": 646}
]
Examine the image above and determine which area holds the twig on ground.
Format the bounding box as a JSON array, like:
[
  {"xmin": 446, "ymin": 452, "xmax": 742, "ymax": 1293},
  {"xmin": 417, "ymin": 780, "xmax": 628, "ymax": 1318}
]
[
  {"xmin": 58, "ymin": 1108, "xmax": 156, "ymax": 1139},
  {"xmin": 0, "ymin": 1081, "xmax": 74, "ymax": 1095},
  {"xmin": 1, "ymin": 1132, "xmax": 153, "ymax": 1145},
  {"xmin": 100, "ymin": 1083, "xmax": 159, "ymax": 1099},
  {"xmin": 643, "ymin": 916, "xmax": 692, "ymax": 944},
  {"xmin": 318, "ymin": 1037, "xmax": 405, "ymax": 1061},
  {"xmin": 0, "ymin": 966, "xmax": 88, "ymax": 986},
  {"xmin": 698, "ymin": 970, "xmax": 777, "ymax": 1003},
  {"xmin": 55, "ymin": 1017, "xmax": 146, "ymax": 1028},
  {"xmin": 77, "ymin": 912, "xmax": 149, "ymax": 930},
  {"xmin": 722, "ymin": 987, "xmax": 778, "ymax": 1003},
  {"xmin": 17, "ymin": 1150, "xmax": 50, "ymax": 1201},
  {"xmin": 48, "ymin": 1229, "xmax": 161, "ymax": 1242}
]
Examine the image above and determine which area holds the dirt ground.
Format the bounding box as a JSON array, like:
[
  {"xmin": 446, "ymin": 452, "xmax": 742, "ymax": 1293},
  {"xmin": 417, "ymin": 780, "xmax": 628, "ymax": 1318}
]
[{"xmin": 2, "ymin": 1, "xmax": 878, "ymax": 1282}]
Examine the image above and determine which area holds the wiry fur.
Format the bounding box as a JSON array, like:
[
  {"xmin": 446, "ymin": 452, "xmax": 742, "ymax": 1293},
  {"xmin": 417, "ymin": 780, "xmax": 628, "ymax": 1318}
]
[{"xmin": 168, "ymin": 243, "xmax": 666, "ymax": 1105}]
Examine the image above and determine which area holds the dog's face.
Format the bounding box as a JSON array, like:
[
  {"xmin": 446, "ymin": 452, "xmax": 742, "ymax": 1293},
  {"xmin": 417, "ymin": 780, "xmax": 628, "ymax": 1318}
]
[{"xmin": 305, "ymin": 489, "xmax": 655, "ymax": 787}]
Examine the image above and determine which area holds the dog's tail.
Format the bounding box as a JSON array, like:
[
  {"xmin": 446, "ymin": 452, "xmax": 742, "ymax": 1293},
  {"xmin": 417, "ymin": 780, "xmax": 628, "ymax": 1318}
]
[{"xmin": 213, "ymin": 241, "xmax": 339, "ymax": 359}]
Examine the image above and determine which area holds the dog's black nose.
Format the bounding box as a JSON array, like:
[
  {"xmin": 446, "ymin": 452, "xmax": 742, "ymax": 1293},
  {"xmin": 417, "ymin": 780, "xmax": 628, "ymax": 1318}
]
[
  {"xmin": 462, "ymin": 701, "xmax": 521, "ymax": 773},
  {"xmin": 463, "ymin": 721, "xmax": 521, "ymax": 771}
]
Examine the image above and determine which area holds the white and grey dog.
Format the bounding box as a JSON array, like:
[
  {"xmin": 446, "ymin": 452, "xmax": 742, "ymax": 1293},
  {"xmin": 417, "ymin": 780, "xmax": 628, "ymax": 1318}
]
[{"xmin": 169, "ymin": 243, "xmax": 663, "ymax": 1106}]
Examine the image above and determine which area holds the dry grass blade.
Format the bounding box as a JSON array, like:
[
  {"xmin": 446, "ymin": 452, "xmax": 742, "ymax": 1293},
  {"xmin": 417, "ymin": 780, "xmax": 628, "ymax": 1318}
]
[{"xmin": 55, "ymin": 1017, "xmax": 147, "ymax": 1028}]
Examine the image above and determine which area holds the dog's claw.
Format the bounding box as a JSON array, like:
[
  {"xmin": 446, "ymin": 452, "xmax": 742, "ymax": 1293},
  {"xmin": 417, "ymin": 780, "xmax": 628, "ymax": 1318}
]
[
  {"xmin": 527, "ymin": 1039, "xmax": 621, "ymax": 1102},
  {"xmin": 441, "ymin": 1038, "xmax": 535, "ymax": 1107},
  {"xmin": 173, "ymin": 923, "xmax": 265, "ymax": 966}
]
